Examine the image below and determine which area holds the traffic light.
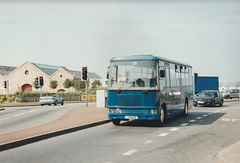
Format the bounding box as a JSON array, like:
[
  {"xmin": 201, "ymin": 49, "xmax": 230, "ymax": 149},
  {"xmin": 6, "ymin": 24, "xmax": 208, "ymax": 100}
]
[
  {"xmin": 35, "ymin": 77, "xmax": 39, "ymax": 86},
  {"xmin": 3, "ymin": 80, "xmax": 7, "ymax": 89},
  {"xmin": 39, "ymin": 76, "xmax": 44, "ymax": 86},
  {"xmin": 82, "ymin": 67, "xmax": 88, "ymax": 80}
]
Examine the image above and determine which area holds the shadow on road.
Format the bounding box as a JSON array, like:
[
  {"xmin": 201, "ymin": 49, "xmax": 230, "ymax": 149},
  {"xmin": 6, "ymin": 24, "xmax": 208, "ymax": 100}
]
[{"xmin": 118, "ymin": 111, "xmax": 225, "ymax": 128}]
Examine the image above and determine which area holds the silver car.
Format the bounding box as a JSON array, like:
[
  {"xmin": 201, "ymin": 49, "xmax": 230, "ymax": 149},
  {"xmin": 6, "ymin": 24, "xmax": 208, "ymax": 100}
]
[
  {"xmin": 39, "ymin": 93, "xmax": 64, "ymax": 106},
  {"xmin": 222, "ymin": 89, "xmax": 239, "ymax": 99}
]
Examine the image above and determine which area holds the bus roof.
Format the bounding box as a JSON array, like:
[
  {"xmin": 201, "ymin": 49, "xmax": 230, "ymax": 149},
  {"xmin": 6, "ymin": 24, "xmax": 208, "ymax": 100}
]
[{"xmin": 110, "ymin": 55, "xmax": 192, "ymax": 67}]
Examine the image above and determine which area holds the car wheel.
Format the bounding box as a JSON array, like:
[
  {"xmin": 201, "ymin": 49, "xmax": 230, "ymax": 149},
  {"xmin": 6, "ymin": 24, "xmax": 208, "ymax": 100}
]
[
  {"xmin": 41, "ymin": 104, "xmax": 44, "ymax": 106},
  {"xmin": 61, "ymin": 100, "xmax": 64, "ymax": 105},
  {"xmin": 219, "ymin": 100, "xmax": 223, "ymax": 107},
  {"xmin": 112, "ymin": 120, "xmax": 121, "ymax": 126},
  {"xmin": 212, "ymin": 101, "xmax": 215, "ymax": 107},
  {"xmin": 49, "ymin": 104, "xmax": 51, "ymax": 106},
  {"xmin": 54, "ymin": 101, "xmax": 57, "ymax": 106}
]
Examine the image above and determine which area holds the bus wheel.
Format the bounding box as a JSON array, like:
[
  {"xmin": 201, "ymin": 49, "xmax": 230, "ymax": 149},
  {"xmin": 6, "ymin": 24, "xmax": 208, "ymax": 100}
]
[
  {"xmin": 160, "ymin": 108, "xmax": 166, "ymax": 124},
  {"xmin": 183, "ymin": 102, "xmax": 188, "ymax": 116},
  {"xmin": 112, "ymin": 120, "xmax": 121, "ymax": 126}
]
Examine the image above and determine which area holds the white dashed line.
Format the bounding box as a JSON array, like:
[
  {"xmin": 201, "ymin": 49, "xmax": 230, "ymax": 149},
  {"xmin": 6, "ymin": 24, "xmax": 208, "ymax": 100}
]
[
  {"xmin": 203, "ymin": 115, "xmax": 208, "ymax": 117},
  {"xmin": 208, "ymin": 113, "xmax": 213, "ymax": 115},
  {"xmin": 14, "ymin": 113, "xmax": 26, "ymax": 117},
  {"xmin": 196, "ymin": 117, "xmax": 202, "ymax": 120},
  {"xmin": 221, "ymin": 118, "xmax": 231, "ymax": 122},
  {"xmin": 158, "ymin": 133, "xmax": 169, "ymax": 137},
  {"xmin": 180, "ymin": 123, "xmax": 188, "ymax": 126},
  {"xmin": 0, "ymin": 117, "xmax": 9, "ymax": 121},
  {"xmin": 122, "ymin": 149, "xmax": 138, "ymax": 156},
  {"xmin": 170, "ymin": 128, "xmax": 179, "ymax": 131},
  {"xmin": 189, "ymin": 120, "xmax": 196, "ymax": 123},
  {"xmin": 27, "ymin": 110, "xmax": 38, "ymax": 113},
  {"xmin": 144, "ymin": 140, "xmax": 153, "ymax": 144}
]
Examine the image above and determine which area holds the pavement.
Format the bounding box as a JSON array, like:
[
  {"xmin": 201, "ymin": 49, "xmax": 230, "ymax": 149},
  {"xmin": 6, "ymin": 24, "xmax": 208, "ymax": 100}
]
[{"xmin": 0, "ymin": 101, "xmax": 240, "ymax": 163}]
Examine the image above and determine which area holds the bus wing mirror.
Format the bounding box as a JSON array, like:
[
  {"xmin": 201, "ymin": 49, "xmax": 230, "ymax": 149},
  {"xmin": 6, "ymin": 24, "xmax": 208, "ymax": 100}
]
[
  {"xmin": 160, "ymin": 70, "xmax": 165, "ymax": 78},
  {"xmin": 194, "ymin": 73, "xmax": 198, "ymax": 83},
  {"xmin": 106, "ymin": 66, "xmax": 110, "ymax": 79}
]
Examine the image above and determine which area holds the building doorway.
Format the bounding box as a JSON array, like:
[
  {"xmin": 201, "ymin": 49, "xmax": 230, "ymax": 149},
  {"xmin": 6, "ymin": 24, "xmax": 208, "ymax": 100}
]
[{"xmin": 22, "ymin": 84, "xmax": 32, "ymax": 92}]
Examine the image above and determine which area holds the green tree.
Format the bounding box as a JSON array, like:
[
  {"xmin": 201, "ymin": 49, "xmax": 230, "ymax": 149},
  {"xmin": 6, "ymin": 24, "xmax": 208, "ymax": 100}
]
[
  {"xmin": 73, "ymin": 80, "xmax": 85, "ymax": 91},
  {"xmin": 50, "ymin": 80, "xmax": 58, "ymax": 90},
  {"xmin": 63, "ymin": 78, "xmax": 73, "ymax": 89},
  {"xmin": 91, "ymin": 80, "xmax": 102, "ymax": 88}
]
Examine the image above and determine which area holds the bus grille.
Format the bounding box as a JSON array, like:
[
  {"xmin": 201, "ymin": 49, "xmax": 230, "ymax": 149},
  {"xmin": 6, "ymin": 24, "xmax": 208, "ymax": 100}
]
[{"xmin": 119, "ymin": 95, "xmax": 142, "ymax": 106}]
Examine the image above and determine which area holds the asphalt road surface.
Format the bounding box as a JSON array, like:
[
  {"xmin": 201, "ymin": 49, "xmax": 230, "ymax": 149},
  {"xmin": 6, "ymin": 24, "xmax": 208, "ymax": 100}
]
[
  {"xmin": 1, "ymin": 101, "xmax": 240, "ymax": 163},
  {"xmin": 0, "ymin": 103, "xmax": 85, "ymax": 134}
]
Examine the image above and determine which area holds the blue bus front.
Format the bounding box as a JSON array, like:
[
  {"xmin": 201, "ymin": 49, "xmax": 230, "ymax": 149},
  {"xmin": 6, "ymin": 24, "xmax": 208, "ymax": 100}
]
[{"xmin": 107, "ymin": 56, "xmax": 161, "ymax": 125}]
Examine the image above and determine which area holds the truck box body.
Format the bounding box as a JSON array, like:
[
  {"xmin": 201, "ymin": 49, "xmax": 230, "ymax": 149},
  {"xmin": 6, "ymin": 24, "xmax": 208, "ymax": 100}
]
[{"xmin": 195, "ymin": 76, "xmax": 219, "ymax": 93}]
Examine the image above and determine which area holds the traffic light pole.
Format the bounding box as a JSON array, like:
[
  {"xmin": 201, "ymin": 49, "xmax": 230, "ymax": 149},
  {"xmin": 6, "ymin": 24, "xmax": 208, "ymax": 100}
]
[
  {"xmin": 7, "ymin": 80, "xmax": 9, "ymax": 104},
  {"xmin": 86, "ymin": 80, "xmax": 88, "ymax": 107}
]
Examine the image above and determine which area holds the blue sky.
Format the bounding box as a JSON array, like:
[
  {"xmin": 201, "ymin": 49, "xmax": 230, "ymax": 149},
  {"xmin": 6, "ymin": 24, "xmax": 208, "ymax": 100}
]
[{"xmin": 0, "ymin": 0, "xmax": 240, "ymax": 84}]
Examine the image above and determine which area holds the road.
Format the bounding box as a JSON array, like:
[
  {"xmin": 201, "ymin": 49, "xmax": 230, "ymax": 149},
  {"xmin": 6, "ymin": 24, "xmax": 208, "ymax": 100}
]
[
  {"xmin": 0, "ymin": 103, "xmax": 85, "ymax": 134},
  {"xmin": 0, "ymin": 102, "xmax": 240, "ymax": 163}
]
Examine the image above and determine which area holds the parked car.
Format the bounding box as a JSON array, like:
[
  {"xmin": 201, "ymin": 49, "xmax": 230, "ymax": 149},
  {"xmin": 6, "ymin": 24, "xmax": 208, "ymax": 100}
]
[
  {"xmin": 222, "ymin": 89, "xmax": 239, "ymax": 99},
  {"xmin": 194, "ymin": 90, "xmax": 224, "ymax": 107},
  {"xmin": 39, "ymin": 93, "xmax": 64, "ymax": 106}
]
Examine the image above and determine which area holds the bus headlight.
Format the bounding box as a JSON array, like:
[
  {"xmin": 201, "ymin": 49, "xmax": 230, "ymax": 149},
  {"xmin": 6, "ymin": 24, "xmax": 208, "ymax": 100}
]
[{"xmin": 150, "ymin": 109, "xmax": 158, "ymax": 114}]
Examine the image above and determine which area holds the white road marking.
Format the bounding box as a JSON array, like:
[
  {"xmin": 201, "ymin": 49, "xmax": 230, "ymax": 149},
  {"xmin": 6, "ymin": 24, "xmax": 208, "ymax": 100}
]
[
  {"xmin": 203, "ymin": 115, "xmax": 208, "ymax": 117},
  {"xmin": 158, "ymin": 133, "xmax": 169, "ymax": 137},
  {"xmin": 0, "ymin": 117, "xmax": 9, "ymax": 121},
  {"xmin": 122, "ymin": 149, "xmax": 138, "ymax": 156},
  {"xmin": 14, "ymin": 113, "xmax": 26, "ymax": 117},
  {"xmin": 232, "ymin": 119, "xmax": 240, "ymax": 122},
  {"xmin": 27, "ymin": 110, "xmax": 38, "ymax": 113},
  {"xmin": 144, "ymin": 140, "xmax": 153, "ymax": 144},
  {"xmin": 170, "ymin": 128, "xmax": 179, "ymax": 131},
  {"xmin": 196, "ymin": 117, "xmax": 202, "ymax": 120},
  {"xmin": 208, "ymin": 113, "xmax": 213, "ymax": 115},
  {"xmin": 221, "ymin": 118, "xmax": 231, "ymax": 122},
  {"xmin": 180, "ymin": 123, "xmax": 188, "ymax": 126},
  {"xmin": 189, "ymin": 120, "xmax": 196, "ymax": 123}
]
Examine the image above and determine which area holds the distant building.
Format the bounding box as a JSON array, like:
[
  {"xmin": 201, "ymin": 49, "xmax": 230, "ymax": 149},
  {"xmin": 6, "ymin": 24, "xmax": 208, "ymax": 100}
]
[{"xmin": 0, "ymin": 62, "xmax": 102, "ymax": 94}]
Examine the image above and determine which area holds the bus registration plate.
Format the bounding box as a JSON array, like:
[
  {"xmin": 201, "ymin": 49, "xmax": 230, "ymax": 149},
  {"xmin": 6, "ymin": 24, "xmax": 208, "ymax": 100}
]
[{"xmin": 125, "ymin": 116, "xmax": 138, "ymax": 120}]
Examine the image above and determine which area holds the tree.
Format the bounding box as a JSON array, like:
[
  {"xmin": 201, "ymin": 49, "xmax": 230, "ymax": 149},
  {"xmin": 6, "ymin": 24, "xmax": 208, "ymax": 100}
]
[
  {"xmin": 73, "ymin": 80, "xmax": 85, "ymax": 91},
  {"xmin": 50, "ymin": 80, "xmax": 58, "ymax": 90},
  {"xmin": 91, "ymin": 80, "xmax": 102, "ymax": 88},
  {"xmin": 63, "ymin": 78, "xmax": 73, "ymax": 89}
]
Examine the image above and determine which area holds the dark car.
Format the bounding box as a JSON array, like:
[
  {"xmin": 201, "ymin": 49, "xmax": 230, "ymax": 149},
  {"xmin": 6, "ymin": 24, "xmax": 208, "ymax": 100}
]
[{"xmin": 194, "ymin": 90, "xmax": 224, "ymax": 107}]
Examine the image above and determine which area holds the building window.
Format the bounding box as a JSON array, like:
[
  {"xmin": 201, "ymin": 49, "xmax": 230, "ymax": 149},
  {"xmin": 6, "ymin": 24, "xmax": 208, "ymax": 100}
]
[
  {"xmin": 25, "ymin": 70, "xmax": 29, "ymax": 75},
  {"xmin": 60, "ymin": 75, "xmax": 63, "ymax": 78}
]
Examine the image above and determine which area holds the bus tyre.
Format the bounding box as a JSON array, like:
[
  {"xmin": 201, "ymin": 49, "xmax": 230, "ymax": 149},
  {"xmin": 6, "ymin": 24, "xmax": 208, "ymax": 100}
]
[
  {"xmin": 183, "ymin": 102, "xmax": 188, "ymax": 116},
  {"xmin": 160, "ymin": 108, "xmax": 166, "ymax": 125},
  {"xmin": 112, "ymin": 120, "xmax": 121, "ymax": 126}
]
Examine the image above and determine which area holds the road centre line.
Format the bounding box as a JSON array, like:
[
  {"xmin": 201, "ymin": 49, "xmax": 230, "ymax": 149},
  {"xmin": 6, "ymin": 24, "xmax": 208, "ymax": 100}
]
[
  {"xmin": 170, "ymin": 128, "xmax": 179, "ymax": 131},
  {"xmin": 189, "ymin": 120, "xmax": 196, "ymax": 123},
  {"xmin": 180, "ymin": 123, "xmax": 188, "ymax": 127},
  {"xmin": 208, "ymin": 113, "xmax": 213, "ymax": 115},
  {"xmin": 203, "ymin": 115, "xmax": 208, "ymax": 117},
  {"xmin": 144, "ymin": 140, "xmax": 153, "ymax": 144},
  {"xmin": 196, "ymin": 117, "xmax": 202, "ymax": 120},
  {"xmin": 158, "ymin": 133, "xmax": 169, "ymax": 137},
  {"xmin": 0, "ymin": 117, "xmax": 9, "ymax": 121},
  {"xmin": 122, "ymin": 149, "xmax": 138, "ymax": 156},
  {"xmin": 27, "ymin": 110, "xmax": 38, "ymax": 113},
  {"xmin": 14, "ymin": 113, "xmax": 26, "ymax": 117}
]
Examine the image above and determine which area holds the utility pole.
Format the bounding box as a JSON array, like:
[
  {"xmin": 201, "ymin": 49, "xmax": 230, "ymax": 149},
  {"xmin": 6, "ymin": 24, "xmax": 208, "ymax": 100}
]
[
  {"xmin": 86, "ymin": 80, "xmax": 88, "ymax": 107},
  {"xmin": 7, "ymin": 80, "xmax": 9, "ymax": 104}
]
